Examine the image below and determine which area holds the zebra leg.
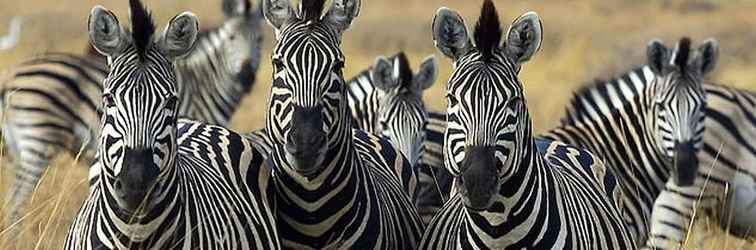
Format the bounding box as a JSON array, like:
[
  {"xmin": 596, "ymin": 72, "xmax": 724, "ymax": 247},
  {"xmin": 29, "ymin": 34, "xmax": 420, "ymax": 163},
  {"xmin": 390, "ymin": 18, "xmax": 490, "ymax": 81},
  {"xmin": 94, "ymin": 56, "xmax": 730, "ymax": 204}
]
[
  {"xmin": 644, "ymin": 180, "xmax": 703, "ymax": 250},
  {"xmin": 4, "ymin": 147, "xmax": 56, "ymax": 231}
]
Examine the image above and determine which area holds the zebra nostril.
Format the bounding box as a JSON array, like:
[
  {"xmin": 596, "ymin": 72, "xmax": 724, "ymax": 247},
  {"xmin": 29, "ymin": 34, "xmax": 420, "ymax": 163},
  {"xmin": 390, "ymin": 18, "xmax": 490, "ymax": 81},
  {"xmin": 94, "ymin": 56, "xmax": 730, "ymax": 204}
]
[{"xmin": 114, "ymin": 180, "xmax": 122, "ymax": 191}]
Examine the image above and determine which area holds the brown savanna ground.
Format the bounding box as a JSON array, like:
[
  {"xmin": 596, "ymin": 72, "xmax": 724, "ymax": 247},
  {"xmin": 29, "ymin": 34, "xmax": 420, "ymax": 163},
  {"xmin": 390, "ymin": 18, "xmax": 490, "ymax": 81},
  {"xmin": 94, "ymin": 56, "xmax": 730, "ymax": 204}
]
[{"xmin": 0, "ymin": 0, "xmax": 755, "ymax": 248}]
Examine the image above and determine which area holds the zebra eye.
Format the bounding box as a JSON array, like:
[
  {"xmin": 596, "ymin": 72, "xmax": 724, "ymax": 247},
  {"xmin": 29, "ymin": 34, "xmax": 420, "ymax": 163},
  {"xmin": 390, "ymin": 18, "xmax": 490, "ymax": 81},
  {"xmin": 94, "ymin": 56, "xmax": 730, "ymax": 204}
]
[
  {"xmin": 164, "ymin": 96, "xmax": 178, "ymax": 111},
  {"xmin": 447, "ymin": 94, "xmax": 459, "ymax": 106},
  {"xmin": 272, "ymin": 58, "xmax": 285, "ymax": 69},
  {"xmin": 103, "ymin": 93, "xmax": 116, "ymax": 107}
]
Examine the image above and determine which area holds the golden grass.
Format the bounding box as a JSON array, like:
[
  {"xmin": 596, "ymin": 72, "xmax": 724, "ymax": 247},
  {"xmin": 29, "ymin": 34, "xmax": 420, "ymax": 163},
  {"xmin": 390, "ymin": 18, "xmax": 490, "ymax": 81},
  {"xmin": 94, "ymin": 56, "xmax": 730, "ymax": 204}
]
[{"xmin": 0, "ymin": 0, "xmax": 755, "ymax": 248}]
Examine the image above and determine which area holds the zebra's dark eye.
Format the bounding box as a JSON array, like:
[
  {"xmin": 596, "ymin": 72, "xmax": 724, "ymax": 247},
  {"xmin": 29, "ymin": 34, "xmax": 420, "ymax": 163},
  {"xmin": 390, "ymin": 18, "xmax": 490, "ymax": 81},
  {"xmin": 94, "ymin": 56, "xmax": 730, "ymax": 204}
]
[
  {"xmin": 447, "ymin": 94, "xmax": 459, "ymax": 106},
  {"xmin": 272, "ymin": 58, "xmax": 285, "ymax": 69},
  {"xmin": 164, "ymin": 96, "xmax": 178, "ymax": 110},
  {"xmin": 103, "ymin": 93, "xmax": 116, "ymax": 107}
]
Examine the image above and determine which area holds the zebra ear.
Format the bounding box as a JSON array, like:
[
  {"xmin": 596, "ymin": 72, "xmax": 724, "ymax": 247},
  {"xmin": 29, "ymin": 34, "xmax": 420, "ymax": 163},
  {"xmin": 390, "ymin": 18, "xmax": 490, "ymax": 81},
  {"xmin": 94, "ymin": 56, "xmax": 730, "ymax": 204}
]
[
  {"xmin": 223, "ymin": 0, "xmax": 252, "ymax": 17},
  {"xmin": 412, "ymin": 55, "xmax": 438, "ymax": 93},
  {"xmin": 158, "ymin": 12, "xmax": 199, "ymax": 60},
  {"xmin": 694, "ymin": 38, "xmax": 719, "ymax": 75},
  {"xmin": 324, "ymin": 0, "xmax": 361, "ymax": 36},
  {"xmin": 262, "ymin": 0, "xmax": 295, "ymax": 33},
  {"xmin": 647, "ymin": 39, "xmax": 669, "ymax": 75},
  {"xmin": 503, "ymin": 11, "xmax": 542, "ymax": 64},
  {"xmin": 88, "ymin": 6, "xmax": 128, "ymax": 57},
  {"xmin": 432, "ymin": 7, "xmax": 472, "ymax": 60},
  {"xmin": 372, "ymin": 56, "xmax": 398, "ymax": 91}
]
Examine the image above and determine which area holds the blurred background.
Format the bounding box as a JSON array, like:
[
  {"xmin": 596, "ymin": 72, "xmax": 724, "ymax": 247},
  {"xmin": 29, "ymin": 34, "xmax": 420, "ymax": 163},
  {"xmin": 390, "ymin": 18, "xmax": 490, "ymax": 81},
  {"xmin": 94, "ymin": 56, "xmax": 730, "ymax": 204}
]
[{"xmin": 0, "ymin": 0, "xmax": 755, "ymax": 248}]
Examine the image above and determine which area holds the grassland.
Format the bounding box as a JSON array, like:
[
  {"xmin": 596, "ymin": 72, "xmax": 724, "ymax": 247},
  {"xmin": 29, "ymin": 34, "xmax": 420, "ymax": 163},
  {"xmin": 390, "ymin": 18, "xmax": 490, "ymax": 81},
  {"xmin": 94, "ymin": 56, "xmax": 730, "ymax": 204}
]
[{"xmin": 0, "ymin": 0, "xmax": 755, "ymax": 248}]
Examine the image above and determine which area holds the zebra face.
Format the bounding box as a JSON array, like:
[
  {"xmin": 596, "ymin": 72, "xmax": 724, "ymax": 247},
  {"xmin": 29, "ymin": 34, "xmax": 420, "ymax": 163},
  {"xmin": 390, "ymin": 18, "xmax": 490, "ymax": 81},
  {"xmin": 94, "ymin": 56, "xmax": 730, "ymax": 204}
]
[
  {"xmin": 372, "ymin": 53, "xmax": 438, "ymax": 166},
  {"xmin": 88, "ymin": 3, "xmax": 198, "ymax": 213},
  {"xmin": 432, "ymin": 3, "xmax": 542, "ymax": 211},
  {"xmin": 218, "ymin": 0, "xmax": 263, "ymax": 84},
  {"xmin": 263, "ymin": 0, "xmax": 359, "ymax": 177},
  {"xmin": 647, "ymin": 38, "xmax": 718, "ymax": 186}
]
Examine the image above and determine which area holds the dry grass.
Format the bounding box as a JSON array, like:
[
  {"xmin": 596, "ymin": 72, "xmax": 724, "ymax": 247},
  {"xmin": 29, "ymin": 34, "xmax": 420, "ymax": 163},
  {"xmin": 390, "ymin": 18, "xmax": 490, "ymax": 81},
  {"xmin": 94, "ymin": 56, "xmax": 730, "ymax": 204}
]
[{"xmin": 0, "ymin": 0, "xmax": 755, "ymax": 248}]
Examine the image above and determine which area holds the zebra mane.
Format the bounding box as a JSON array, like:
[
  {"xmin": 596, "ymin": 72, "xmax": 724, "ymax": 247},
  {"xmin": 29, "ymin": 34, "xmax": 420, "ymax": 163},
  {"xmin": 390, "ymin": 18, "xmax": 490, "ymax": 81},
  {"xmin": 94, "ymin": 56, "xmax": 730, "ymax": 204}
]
[
  {"xmin": 673, "ymin": 37, "xmax": 691, "ymax": 73},
  {"xmin": 301, "ymin": 0, "xmax": 327, "ymax": 21},
  {"xmin": 394, "ymin": 52, "xmax": 414, "ymax": 88},
  {"xmin": 473, "ymin": 0, "xmax": 502, "ymax": 60},
  {"xmin": 129, "ymin": 0, "xmax": 155, "ymax": 61}
]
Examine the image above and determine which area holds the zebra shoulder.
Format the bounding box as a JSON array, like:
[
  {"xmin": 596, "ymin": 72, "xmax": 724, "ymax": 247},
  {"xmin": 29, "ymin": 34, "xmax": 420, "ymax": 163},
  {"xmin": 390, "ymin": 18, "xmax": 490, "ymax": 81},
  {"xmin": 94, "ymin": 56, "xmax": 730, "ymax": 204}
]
[
  {"xmin": 352, "ymin": 128, "xmax": 417, "ymax": 198},
  {"xmin": 536, "ymin": 138, "xmax": 624, "ymax": 206}
]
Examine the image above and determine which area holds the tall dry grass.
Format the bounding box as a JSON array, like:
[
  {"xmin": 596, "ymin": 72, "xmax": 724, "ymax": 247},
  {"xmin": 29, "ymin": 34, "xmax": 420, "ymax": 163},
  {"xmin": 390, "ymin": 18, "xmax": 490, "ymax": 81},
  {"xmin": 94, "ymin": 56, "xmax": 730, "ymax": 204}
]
[{"xmin": 0, "ymin": 0, "xmax": 754, "ymax": 248}]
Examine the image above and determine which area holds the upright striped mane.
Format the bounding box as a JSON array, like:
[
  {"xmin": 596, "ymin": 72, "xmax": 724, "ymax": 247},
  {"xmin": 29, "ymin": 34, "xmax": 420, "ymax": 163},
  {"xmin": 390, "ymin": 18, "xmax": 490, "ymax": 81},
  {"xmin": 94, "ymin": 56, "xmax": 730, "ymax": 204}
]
[
  {"xmin": 674, "ymin": 37, "xmax": 691, "ymax": 73},
  {"xmin": 129, "ymin": 0, "xmax": 155, "ymax": 61},
  {"xmin": 300, "ymin": 0, "xmax": 327, "ymax": 21},
  {"xmin": 395, "ymin": 52, "xmax": 414, "ymax": 89},
  {"xmin": 473, "ymin": 0, "xmax": 502, "ymax": 60}
]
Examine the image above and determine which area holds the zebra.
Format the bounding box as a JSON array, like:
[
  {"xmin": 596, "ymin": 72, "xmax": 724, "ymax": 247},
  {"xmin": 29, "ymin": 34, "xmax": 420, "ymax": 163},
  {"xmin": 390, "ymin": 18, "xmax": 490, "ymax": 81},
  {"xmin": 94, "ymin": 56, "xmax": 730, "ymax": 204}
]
[
  {"xmin": 259, "ymin": 0, "xmax": 424, "ymax": 248},
  {"xmin": 243, "ymin": 51, "xmax": 449, "ymax": 224},
  {"xmin": 344, "ymin": 51, "xmax": 454, "ymax": 223},
  {"xmin": 1, "ymin": 0, "xmax": 263, "ymax": 226},
  {"xmin": 541, "ymin": 38, "xmax": 719, "ymax": 248},
  {"xmin": 0, "ymin": 16, "xmax": 22, "ymax": 50},
  {"xmin": 419, "ymin": 1, "xmax": 636, "ymax": 248},
  {"xmin": 65, "ymin": 1, "xmax": 280, "ymax": 248}
]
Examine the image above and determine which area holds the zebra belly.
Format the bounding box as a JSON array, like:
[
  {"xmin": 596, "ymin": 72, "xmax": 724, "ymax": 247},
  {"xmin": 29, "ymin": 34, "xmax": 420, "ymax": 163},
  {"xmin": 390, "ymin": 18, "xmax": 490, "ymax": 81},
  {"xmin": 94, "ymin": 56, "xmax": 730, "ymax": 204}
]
[{"xmin": 723, "ymin": 171, "xmax": 756, "ymax": 237}]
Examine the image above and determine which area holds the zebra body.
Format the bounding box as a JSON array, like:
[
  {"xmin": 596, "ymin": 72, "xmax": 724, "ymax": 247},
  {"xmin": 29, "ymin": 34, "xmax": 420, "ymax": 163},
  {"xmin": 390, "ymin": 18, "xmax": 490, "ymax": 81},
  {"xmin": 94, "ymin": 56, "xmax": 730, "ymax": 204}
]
[
  {"xmin": 543, "ymin": 38, "xmax": 722, "ymax": 248},
  {"xmin": 420, "ymin": 2, "xmax": 635, "ymax": 248},
  {"xmin": 1, "ymin": 0, "xmax": 263, "ymax": 225},
  {"xmin": 68, "ymin": 120, "xmax": 280, "ymax": 249},
  {"xmin": 66, "ymin": 2, "xmax": 279, "ymax": 248},
  {"xmin": 260, "ymin": 0, "xmax": 423, "ymax": 248}
]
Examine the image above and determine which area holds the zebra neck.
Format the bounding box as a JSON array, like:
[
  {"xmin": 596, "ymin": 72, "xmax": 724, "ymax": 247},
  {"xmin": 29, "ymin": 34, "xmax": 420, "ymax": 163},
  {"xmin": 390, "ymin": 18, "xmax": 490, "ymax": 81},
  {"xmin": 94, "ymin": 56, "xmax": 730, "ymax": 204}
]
[{"xmin": 346, "ymin": 69, "xmax": 381, "ymax": 131}]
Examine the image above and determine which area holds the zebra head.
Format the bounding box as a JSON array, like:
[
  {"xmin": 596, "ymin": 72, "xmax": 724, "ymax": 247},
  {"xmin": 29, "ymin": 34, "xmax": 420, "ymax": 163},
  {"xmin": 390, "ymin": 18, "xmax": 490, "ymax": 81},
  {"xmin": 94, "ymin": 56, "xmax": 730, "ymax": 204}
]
[
  {"xmin": 371, "ymin": 52, "xmax": 438, "ymax": 166},
  {"xmin": 89, "ymin": 0, "xmax": 198, "ymax": 214},
  {"xmin": 647, "ymin": 38, "xmax": 718, "ymax": 186},
  {"xmin": 216, "ymin": 0, "xmax": 264, "ymax": 86},
  {"xmin": 262, "ymin": 0, "xmax": 359, "ymax": 177},
  {"xmin": 433, "ymin": 0, "xmax": 542, "ymax": 211}
]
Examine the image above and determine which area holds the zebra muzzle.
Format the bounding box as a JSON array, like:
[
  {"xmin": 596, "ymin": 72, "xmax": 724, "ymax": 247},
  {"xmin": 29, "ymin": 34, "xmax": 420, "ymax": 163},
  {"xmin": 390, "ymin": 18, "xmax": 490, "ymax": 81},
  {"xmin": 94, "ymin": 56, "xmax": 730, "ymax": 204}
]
[
  {"xmin": 286, "ymin": 105, "xmax": 328, "ymax": 176},
  {"xmin": 458, "ymin": 146, "xmax": 500, "ymax": 211},
  {"xmin": 114, "ymin": 147, "xmax": 161, "ymax": 213},
  {"xmin": 673, "ymin": 141, "xmax": 699, "ymax": 187}
]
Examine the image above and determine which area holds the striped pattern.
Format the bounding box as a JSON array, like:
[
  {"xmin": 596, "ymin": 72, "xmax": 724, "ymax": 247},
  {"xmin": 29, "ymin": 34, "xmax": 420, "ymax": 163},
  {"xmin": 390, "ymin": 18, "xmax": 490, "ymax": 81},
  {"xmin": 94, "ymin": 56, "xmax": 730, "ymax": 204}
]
[
  {"xmin": 0, "ymin": 0, "xmax": 263, "ymax": 225},
  {"xmin": 66, "ymin": 3, "xmax": 279, "ymax": 248},
  {"xmin": 260, "ymin": 0, "xmax": 423, "ymax": 248},
  {"xmin": 542, "ymin": 38, "xmax": 720, "ymax": 248},
  {"xmin": 420, "ymin": 2, "xmax": 635, "ymax": 248}
]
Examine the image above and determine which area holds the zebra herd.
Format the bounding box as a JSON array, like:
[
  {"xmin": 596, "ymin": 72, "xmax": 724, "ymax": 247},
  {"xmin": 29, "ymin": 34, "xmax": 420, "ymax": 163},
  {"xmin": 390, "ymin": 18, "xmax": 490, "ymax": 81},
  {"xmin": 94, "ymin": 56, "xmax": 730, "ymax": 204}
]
[{"xmin": 0, "ymin": 0, "xmax": 754, "ymax": 249}]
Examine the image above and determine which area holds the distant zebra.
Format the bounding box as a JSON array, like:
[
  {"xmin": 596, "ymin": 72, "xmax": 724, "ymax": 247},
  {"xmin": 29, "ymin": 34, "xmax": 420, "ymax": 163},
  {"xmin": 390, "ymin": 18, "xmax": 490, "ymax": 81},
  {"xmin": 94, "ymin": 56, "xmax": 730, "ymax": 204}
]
[
  {"xmin": 542, "ymin": 38, "xmax": 719, "ymax": 248},
  {"xmin": 1, "ymin": 0, "xmax": 263, "ymax": 225},
  {"xmin": 259, "ymin": 0, "xmax": 424, "ymax": 248},
  {"xmin": 419, "ymin": 1, "xmax": 635, "ymax": 249},
  {"xmin": 344, "ymin": 52, "xmax": 453, "ymax": 223},
  {"xmin": 65, "ymin": 2, "xmax": 279, "ymax": 248},
  {"xmin": 0, "ymin": 16, "xmax": 22, "ymax": 50}
]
